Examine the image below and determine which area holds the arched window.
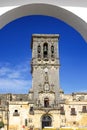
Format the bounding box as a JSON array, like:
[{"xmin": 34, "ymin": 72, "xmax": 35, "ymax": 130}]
[
  {"xmin": 38, "ymin": 45, "xmax": 41, "ymax": 53},
  {"xmin": 13, "ymin": 109, "xmax": 19, "ymax": 116},
  {"xmin": 51, "ymin": 45, "xmax": 54, "ymax": 53},
  {"xmin": 51, "ymin": 45, "xmax": 54, "ymax": 58},
  {"xmin": 43, "ymin": 43, "xmax": 48, "ymax": 58},
  {"xmin": 37, "ymin": 45, "xmax": 41, "ymax": 58}
]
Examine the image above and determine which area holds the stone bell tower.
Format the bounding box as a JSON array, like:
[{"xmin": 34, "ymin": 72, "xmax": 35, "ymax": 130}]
[{"xmin": 31, "ymin": 34, "xmax": 61, "ymax": 104}]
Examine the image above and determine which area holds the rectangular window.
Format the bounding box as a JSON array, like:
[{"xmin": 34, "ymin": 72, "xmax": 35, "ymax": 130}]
[
  {"xmin": 10, "ymin": 95, "xmax": 12, "ymax": 101},
  {"xmin": 82, "ymin": 106, "xmax": 87, "ymax": 113},
  {"xmin": 0, "ymin": 99, "xmax": 1, "ymax": 105},
  {"xmin": 29, "ymin": 107, "xmax": 34, "ymax": 115},
  {"xmin": 60, "ymin": 106, "xmax": 65, "ymax": 115},
  {"xmin": 71, "ymin": 108, "xmax": 76, "ymax": 115},
  {"xmin": 25, "ymin": 119, "xmax": 27, "ymax": 126}
]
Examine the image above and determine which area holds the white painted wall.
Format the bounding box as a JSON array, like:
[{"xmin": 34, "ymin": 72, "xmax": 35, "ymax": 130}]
[{"xmin": 0, "ymin": 1, "xmax": 87, "ymax": 41}]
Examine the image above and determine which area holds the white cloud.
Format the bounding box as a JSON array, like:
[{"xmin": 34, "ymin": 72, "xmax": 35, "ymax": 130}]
[
  {"xmin": 0, "ymin": 78, "xmax": 31, "ymax": 93},
  {"xmin": 0, "ymin": 62, "xmax": 32, "ymax": 93},
  {"xmin": 0, "ymin": 61, "xmax": 30, "ymax": 78},
  {"xmin": 0, "ymin": 67, "xmax": 11, "ymax": 76},
  {"xmin": 7, "ymin": 71, "xmax": 21, "ymax": 79}
]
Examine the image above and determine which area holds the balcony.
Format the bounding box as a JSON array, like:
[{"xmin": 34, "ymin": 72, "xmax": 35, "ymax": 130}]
[{"xmin": 34, "ymin": 104, "xmax": 60, "ymax": 112}]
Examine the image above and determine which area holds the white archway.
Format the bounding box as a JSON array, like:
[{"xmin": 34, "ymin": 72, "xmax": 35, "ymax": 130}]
[{"xmin": 0, "ymin": 3, "xmax": 87, "ymax": 42}]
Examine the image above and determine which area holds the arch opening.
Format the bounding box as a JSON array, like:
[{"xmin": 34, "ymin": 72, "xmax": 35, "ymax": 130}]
[
  {"xmin": 43, "ymin": 43, "xmax": 48, "ymax": 59},
  {"xmin": 0, "ymin": 3, "xmax": 87, "ymax": 42},
  {"xmin": 42, "ymin": 115, "xmax": 52, "ymax": 129}
]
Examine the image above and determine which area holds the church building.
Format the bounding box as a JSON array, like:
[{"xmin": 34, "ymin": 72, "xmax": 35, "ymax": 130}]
[{"xmin": 0, "ymin": 34, "xmax": 87, "ymax": 130}]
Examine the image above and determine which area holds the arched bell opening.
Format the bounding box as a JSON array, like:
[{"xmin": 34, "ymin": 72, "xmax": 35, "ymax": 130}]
[{"xmin": 43, "ymin": 43, "xmax": 48, "ymax": 59}]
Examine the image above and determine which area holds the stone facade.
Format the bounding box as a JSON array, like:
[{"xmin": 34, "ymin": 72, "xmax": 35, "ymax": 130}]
[{"xmin": 0, "ymin": 34, "xmax": 87, "ymax": 130}]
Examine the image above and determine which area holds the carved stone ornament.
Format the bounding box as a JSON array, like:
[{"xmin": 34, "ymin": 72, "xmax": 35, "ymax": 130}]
[
  {"xmin": 44, "ymin": 83, "xmax": 50, "ymax": 91},
  {"xmin": 44, "ymin": 72, "xmax": 49, "ymax": 82}
]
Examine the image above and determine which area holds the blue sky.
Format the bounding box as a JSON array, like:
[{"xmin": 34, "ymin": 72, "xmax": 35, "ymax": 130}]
[{"xmin": 0, "ymin": 15, "xmax": 87, "ymax": 94}]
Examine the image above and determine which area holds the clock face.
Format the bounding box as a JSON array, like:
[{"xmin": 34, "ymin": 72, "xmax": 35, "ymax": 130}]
[{"xmin": 44, "ymin": 83, "xmax": 49, "ymax": 91}]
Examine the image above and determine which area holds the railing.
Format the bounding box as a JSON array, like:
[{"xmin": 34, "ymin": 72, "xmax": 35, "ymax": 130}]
[{"xmin": 34, "ymin": 104, "xmax": 60, "ymax": 111}]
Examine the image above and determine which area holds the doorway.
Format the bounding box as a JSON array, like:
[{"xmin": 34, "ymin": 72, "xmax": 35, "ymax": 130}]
[
  {"xmin": 44, "ymin": 98, "xmax": 49, "ymax": 107},
  {"xmin": 42, "ymin": 115, "xmax": 52, "ymax": 129}
]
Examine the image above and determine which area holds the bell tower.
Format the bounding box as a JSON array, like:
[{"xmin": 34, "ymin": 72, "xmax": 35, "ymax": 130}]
[{"xmin": 31, "ymin": 34, "xmax": 61, "ymax": 105}]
